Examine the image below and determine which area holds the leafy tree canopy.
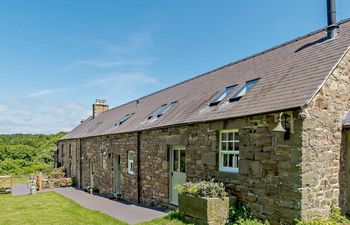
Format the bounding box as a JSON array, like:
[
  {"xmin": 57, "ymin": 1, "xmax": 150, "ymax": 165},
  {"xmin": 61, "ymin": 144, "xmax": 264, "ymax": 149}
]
[{"xmin": 0, "ymin": 132, "xmax": 66, "ymax": 175}]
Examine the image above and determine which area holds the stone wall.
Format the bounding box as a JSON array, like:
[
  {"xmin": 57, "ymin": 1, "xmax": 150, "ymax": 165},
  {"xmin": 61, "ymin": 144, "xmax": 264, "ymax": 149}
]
[
  {"xmin": 58, "ymin": 111, "xmax": 304, "ymax": 224},
  {"xmin": 57, "ymin": 139, "xmax": 80, "ymax": 186},
  {"xmin": 301, "ymin": 50, "xmax": 350, "ymax": 219},
  {"xmin": 80, "ymin": 133, "xmax": 139, "ymax": 202},
  {"xmin": 205, "ymin": 114, "xmax": 303, "ymax": 224}
]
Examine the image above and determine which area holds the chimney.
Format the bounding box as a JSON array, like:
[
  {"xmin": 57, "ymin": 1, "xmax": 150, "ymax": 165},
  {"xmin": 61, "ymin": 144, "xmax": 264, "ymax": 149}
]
[
  {"xmin": 327, "ymin": 0, "xmax": 338, "ymax": 39},
  {"xmin": 92, "ymin": 99, "xmax": 109, "ymax": 118}
]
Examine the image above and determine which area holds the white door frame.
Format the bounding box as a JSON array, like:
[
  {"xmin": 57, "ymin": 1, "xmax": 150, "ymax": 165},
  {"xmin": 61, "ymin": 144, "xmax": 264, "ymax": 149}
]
[{"xmin": 169, "ymin": 145, "xmax": 186, "ymax": 205}]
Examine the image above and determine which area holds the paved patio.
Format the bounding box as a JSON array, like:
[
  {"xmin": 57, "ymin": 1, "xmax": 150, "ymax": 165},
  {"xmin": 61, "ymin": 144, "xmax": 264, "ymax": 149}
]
[{"xmin": 12, "ymin": 184, "xmax": 166, "ymax": 224}]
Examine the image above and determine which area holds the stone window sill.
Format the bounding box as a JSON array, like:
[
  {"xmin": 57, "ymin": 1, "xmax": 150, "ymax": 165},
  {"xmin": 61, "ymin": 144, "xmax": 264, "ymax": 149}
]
[{"xmin": 215, "ymin": 171, "xmax": 239, "ymax": 179}]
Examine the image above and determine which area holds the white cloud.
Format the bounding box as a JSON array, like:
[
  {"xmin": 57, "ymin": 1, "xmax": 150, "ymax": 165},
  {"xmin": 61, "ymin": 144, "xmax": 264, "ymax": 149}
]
[
  {"xmin": 83, "ymin": 73, "xmax": 160, "ymax": 87},
  {"xmin": 0, "ymin": 104, "xmax": 8, "ymax": 113},
  {"xmin": 0, "ymin": 99, "xmax": 90, "ymax": 134},
  {"xmin": 58, "ymin": 58, "xmax": 154, "ymax": 71},
  {"xmin": 27, "ymin": 88, "xmax": 63, "ymax": 98},
  {"xmin": 92, "ymin": 32, "xmax": 153, "ymax": 53}
]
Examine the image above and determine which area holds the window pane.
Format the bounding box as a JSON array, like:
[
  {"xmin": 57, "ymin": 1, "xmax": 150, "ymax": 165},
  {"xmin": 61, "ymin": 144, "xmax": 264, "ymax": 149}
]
[
  {"xmin": 230, "ymin": 79, "xmax": 258, "ymax": 101},
  {"xmin": 228, "ymin": 132, "xmax": 233, "ymax": 141},
  {"xmin": 234, "ymin": 142, "xmax": 239, "ymax": 150},
  {"xmin": 223, "ymin": 154, "xmax": 228, "ymax": 167},
  {"xmin": 173, "ymin": 150, "xmax": 179, "ymax": 172},
  {"xmin": 229, "ymin": 154, "xmax": 234, "ymax": 167},
  {"xmin": 221, "ymin": 142, "xmax": 227, "ymax": 151},
  {"xmin": 128, "ymin": 152, "xmax": 134, "ymax": 161},
  {"xmin": 180, "ymin": 150, "xmax": 186, "ymax": 173},
  {"xmin": 221, "ymin": 132, "xmax": 227, "ymax": 141},
  {"xmin": 235, "ymin": 155, "xmax": 240, "ymax": 168},
  {"xmin": 234, "ymin": 132, "xmax": 239, "ymax": 140},
  {"xmin": 228, "ymin": 142, "xmax": 234, "ymax": 151}
]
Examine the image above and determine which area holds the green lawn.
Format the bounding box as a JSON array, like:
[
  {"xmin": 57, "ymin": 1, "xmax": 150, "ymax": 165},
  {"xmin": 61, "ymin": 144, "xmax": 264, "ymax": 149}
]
[{"xmin": 0, "ymin": 192, "xmax": 188, "ymax": 225}]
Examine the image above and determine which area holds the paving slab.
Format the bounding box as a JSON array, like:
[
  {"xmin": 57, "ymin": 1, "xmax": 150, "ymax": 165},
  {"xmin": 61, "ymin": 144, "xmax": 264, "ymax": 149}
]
[
  {"xmin": 55, "ymin": 187, "xmax": 166, "ymax": 224},
  {"xmin": 12, "ymin": 184, "xmax": 54, "ymax": 196}
]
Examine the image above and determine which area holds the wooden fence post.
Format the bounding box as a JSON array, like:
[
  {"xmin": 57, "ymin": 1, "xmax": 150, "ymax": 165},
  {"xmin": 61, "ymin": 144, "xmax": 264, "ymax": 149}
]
[{"xmin": 37, "ymin": 173, "xmax": 43, "ymax": 191}]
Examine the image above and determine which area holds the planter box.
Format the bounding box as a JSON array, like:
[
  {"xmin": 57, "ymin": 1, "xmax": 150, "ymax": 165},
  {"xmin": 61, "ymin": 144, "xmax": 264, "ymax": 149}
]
[{"xmin": 178, "ymin": 194, "xmax": 236, "ymax": 225}]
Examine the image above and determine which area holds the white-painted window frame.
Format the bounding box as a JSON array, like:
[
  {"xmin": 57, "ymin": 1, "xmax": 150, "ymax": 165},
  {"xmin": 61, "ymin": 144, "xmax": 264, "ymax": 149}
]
[
  {"xmin": 128, "ymin": 151, "xmax": 135, "ymax": 175},
  {"xmin": 219, "ymin": 129, "xmax": 239, "ymax": 173}
]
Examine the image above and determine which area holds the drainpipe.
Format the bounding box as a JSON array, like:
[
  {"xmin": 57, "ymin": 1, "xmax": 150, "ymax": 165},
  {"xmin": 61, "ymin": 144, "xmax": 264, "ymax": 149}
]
[
  {"xmin": 79, "ymin": 139, "xmax": 83, "ymax": 188},
  {"xmin": 137, "ymin": 132, "xmax": 141, "ymax": 204}
]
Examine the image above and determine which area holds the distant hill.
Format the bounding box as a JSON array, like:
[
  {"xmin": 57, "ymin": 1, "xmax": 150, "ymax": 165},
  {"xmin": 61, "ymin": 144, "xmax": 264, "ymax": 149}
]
[{"xmin": 0, "ymin": 132, "xmax": 66, "ymax": 175}]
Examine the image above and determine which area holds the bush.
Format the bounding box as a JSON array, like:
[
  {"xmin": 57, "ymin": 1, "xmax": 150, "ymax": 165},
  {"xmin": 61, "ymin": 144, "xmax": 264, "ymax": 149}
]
[
  {"xmin": 235, "ymin": 218, "xmax": 269, "ymax": 225},
  {"xmin": 0, "ymin": 133, "xmax": 66, "ymax": 176},
  {"xmin": 49, "ymin": 167, "xmax": 65, "ymax": 179},
  {"xmin": 71, "ymin": 176, "xmax": 78, "ymax": 187},
  {"xmin": 166, "ymin": 210, "xmax": 187, "ymax": 221},
  {"xmin": 175, "ymin": 180, "xmax": 227, "ymax": 198},
  {"xmin": 227, "ymin": 201, "xmax": 252, "ymax": 223},
  {"xmin": 296, "ymin": 205, "xmax": 350, "ymax": 225}
]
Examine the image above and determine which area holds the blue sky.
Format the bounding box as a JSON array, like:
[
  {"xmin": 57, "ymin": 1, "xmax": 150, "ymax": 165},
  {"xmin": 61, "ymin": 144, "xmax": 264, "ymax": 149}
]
[{"xmin": 0, "ymin": 0, "xmax": 349, "ymax": 134}]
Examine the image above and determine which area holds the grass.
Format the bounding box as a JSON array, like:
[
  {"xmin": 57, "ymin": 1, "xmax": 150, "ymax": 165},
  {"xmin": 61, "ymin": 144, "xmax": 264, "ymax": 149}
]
[
  {"xmin": 0, "ymin": 192, "xmax": 128, "ymax": 225},
  {"xmin": 0, "ymin": 191, "xmax": 188, "ymax": 225},
  {"xmin": 140, "ymin": 211, "xmax": 194, "ymax": 225},
  {"xmin": 140, "ymin": 217, "xmax": 192, "ymax": 225}
]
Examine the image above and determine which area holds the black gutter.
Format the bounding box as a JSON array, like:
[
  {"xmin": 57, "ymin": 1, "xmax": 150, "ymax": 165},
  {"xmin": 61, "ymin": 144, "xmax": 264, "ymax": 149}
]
[{"xmin": 137, "ymin": 131, "xmax": 141, "ymax": 204}]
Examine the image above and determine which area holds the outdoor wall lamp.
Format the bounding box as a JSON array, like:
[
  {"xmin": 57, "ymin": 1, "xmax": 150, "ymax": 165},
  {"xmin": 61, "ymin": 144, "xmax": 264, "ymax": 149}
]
[
  {"xmin": 272, "ymin": 112, "xmax": 295, "ymax": 139},
  {"xmin": 273, "ymin": 113, "xmax": 286, "ymax": 132}
]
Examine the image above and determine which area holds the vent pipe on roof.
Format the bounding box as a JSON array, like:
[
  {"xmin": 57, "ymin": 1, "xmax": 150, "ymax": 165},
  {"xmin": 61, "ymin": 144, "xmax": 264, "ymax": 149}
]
[
  {"xmin": 92, "ymin": 99, "xmax": 109, "ymax": 118},
  {"xmin": 327, "ymin": 0, "xmax": 338, "ymax": 39}
]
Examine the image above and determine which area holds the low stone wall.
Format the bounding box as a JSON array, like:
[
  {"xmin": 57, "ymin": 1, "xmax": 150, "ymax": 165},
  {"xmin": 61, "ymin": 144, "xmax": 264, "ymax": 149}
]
[{"xmin": 42, "ymin": 178, "xmax": 72, "ymax": 189}]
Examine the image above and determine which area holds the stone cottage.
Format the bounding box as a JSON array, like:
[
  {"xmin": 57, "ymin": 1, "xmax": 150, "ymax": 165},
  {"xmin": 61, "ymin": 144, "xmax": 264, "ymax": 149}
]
[{"xmin": 56, "ymin": 8, "xmax": 350, "ymax": 224}]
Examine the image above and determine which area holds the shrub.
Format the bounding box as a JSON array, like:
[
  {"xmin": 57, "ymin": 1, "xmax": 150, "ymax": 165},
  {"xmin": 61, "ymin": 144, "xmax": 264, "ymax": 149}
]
[
  {"xmin": 227, "ymin": 201, "xmax": 252, "ymax": 223},
  {"xmin": 175, "ymin": 180, "xmax": 227, "ymax": 198},
  {"xmin": 296, "ymin": 205, "xmax": 350, "ymax": 225},
  {"xmin": 166, "ymin": 210, "xmax": 187, "ymax": 221},
  {"xmin": 49, "ymin": 167, "xmax": 65, "ymax": 179},
  {"xmin": 71, "ymin": 176, "xmax": 78, "ymax": 187},
  {"xmin": 235, "ymin": 218, "xmax": 269, "ymax": 225}
]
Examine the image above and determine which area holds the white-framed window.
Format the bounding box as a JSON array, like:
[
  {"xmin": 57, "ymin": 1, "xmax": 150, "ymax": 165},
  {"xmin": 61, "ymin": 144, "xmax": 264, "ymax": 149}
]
[
  {"xmin": 128, "ymin": 151, "xmax": 135, "ymax": 175},
  {"xmin": 219, "ymin": 129, "xmax": 240, "ymax": 173}
]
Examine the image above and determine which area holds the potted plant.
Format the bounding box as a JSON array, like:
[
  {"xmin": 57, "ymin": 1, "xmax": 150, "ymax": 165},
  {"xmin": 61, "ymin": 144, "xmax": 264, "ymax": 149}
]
[
  {"xmin": 86, "ymin": 186, "xmax": 94, "ymax": 195},
  {"xmin": 113, "ymin": 191, "xmax": 122, "ymax": 200},
  {"xmin": 176, "ymin": 180, "xmax": 236, "ymax": 225}
]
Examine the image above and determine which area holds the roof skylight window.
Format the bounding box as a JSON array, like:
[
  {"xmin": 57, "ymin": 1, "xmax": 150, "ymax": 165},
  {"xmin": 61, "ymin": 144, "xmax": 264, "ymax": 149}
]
[
  {"xmin": 148, "ymin": 101, "xmax": 177, "ymax": 120},
  {"xmin": 209, "ymin": 85, "xmax": 236, "ymax": 106},
  {"xmin": 115, "ymin": 113, "xmax": 134, "ymax": 126},
  {"xmin": 229, "ymin": 79, "xmax": 259, "ymax": 102}
]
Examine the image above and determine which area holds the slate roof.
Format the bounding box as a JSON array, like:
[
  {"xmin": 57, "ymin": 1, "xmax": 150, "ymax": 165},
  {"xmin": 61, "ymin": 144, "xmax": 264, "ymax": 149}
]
[{"xmin": 61, "ymin": 19, "xmax": 350, "ymax": 140}]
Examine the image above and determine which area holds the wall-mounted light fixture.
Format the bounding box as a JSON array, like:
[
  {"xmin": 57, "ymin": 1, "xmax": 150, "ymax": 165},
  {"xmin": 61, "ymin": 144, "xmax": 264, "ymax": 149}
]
[
  {"xmin": 272, "ymin": 112, "xmax": 294, "ymax": 140},
  {"xmin": 273, "ymin": 113, "xmax": 286, "ymax": 132}
]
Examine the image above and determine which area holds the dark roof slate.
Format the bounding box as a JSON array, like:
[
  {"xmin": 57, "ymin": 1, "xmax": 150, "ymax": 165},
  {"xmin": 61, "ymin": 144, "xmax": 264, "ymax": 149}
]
[{"xmin": 62, "ymin": 19, "xmax": 350, "ymax": 140}]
